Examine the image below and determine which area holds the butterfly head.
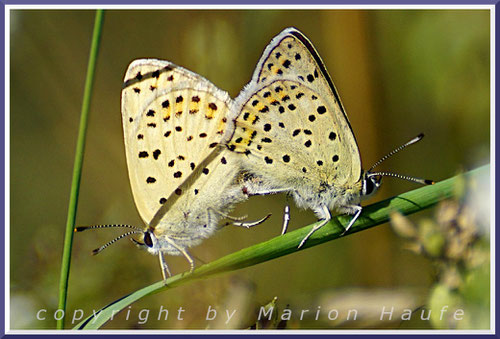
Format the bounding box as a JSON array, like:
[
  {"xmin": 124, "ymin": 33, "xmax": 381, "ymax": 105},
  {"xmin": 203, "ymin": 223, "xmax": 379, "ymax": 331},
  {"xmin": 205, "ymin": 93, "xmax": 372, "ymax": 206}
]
[
  {"xmin": 133, "ymin": 227, "xmax": 192, "ymax": 256},
  {"xmin": 130, "ymin": 228, "xmax": 161, "ymax": 254},
  {"xmin": 361, "ymin": 171, "xmax": 383, "ymax": 199}
]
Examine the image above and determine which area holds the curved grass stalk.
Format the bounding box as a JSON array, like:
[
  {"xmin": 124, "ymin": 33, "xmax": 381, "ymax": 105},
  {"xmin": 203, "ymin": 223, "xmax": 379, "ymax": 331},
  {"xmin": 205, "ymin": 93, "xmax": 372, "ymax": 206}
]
[{"xmin": 74, "ymin": 164, "xmax": 489, "ymax": 329}]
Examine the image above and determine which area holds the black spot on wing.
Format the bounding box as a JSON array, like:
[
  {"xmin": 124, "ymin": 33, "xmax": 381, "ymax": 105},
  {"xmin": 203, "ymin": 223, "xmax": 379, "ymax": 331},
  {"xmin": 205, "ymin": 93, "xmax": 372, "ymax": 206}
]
[
  {"xmin": 317, "ymin": 106, "xmax": 327, "ymax": 114},
  {"xmin": 153, "ymin": 149, "xmax": 161, "ymax": 160}
]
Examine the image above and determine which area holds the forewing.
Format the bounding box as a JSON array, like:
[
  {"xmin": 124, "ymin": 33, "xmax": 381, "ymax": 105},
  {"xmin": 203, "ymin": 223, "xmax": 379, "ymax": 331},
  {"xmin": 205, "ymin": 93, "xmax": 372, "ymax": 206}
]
[
  {"xmin": 232, "ymin": 27, "xmax": 361, "ymax": 185},
  {"xmin": 230, "ymin": 79, "xmax": 356, "ymax": 187},
  {"xmin": 122, "ymin": 59, "xmax": 232, "ymax": 224}
]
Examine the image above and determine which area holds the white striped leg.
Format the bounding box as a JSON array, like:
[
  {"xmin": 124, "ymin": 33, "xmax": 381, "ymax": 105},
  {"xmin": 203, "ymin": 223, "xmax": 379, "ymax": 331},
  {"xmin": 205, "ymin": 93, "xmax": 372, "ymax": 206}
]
[
  {"xmin": 232, "ymin": 214, "xmax": 271, "ymax": 228},
  {"xmin": 244, "ymin": 187, "xmax": 291, "ymax": 196},
  {"xmin": 211, "ymin": 207, "xmax": 271, "ymax": 229},
  {"xmin": 341, "ymin": 205, "xmax": 363, "ymax": 235},
  {"xmin": 163, "ymin": 236, "xmax": 195, "ymax": 273},
  {"xmin": 281, "ymin": 205, "xmax": 290, "ymax": 235},
  {"xmin": 298, "ymin": 205, "xmax": 331, "ymax": 249},
  {"xmin": 158, "ymin": 252, "xmax": 171, "ymax": 281},
  {"xmin": 211, "ymin": 208, "xmax": 248, "ymax": 221}
]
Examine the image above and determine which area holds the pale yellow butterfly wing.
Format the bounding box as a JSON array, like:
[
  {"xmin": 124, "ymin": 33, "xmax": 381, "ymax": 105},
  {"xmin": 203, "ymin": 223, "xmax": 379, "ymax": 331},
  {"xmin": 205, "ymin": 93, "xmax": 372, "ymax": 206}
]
[
  {"xmin": 229, "ymin": 28, "xmax": 361, "ymax": 189},
  {"xmin": 122, "ymin": 59, "xmax": 233, "ymax": 225},
  {"xmin": 149, "ymin": 145, "xmax": 243, "ymax": 247}
]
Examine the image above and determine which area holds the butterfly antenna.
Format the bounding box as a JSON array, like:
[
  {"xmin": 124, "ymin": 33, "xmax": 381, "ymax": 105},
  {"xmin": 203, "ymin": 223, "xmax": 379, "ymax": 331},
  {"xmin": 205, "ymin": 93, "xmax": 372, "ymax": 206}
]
[
  {"xmin": 91, "ymin": 230, "xmax": 143, "ymax": 255},
  {"xmin": 75, "ymin": 224, "xmax": 143, "ymax": 233},
  {"xmin": 367, "ymin": 134, "xmax": 425, "ymax": 172},
  {"xmin": 368, "ymin": 171, "xmax": 434, "ymax": 185}
]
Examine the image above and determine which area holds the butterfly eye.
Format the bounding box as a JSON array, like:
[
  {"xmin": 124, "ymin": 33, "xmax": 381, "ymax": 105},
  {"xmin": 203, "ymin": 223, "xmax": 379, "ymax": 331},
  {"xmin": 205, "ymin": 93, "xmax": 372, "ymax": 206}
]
[
  {"xmin": 144, "ymin": 231, "xmax": 154, "ymax": 248},
  {"xmin": 363, "ymin": 174, "xmax": 382, "ymax": 197}
]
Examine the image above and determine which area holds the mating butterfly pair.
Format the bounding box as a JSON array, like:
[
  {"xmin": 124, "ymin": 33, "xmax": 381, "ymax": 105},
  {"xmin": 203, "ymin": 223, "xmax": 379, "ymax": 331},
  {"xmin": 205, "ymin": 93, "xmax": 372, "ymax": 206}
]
[{"xmin": 78, "ymin": 27, "xmax": 432, "ymax": 279}]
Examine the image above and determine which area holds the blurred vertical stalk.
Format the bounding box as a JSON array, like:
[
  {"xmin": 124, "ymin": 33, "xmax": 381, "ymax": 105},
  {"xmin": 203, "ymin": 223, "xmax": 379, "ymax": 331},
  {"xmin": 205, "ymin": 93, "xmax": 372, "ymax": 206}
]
[
  {"xmin": 321, "ymin": 11, "xmax": 389, "ymax": 285},
  {"xmin": 57, "ymin": 9, "xmax": 105, "ymax": 330}
]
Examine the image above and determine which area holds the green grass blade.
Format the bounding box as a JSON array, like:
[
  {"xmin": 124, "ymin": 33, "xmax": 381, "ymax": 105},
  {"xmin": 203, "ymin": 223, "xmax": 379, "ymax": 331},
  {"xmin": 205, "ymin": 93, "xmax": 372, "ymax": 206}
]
[
  {"xmin": 74, "ymin": 164, "xmax": 489, "ymax": 329},
  {"xmin": 57, "ymin": 10, "xmax": 105, "ymax": 330}
]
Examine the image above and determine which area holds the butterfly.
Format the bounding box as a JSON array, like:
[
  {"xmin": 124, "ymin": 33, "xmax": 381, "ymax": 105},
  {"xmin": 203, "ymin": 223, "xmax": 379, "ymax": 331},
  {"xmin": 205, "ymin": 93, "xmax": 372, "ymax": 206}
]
[
  {"xmin": 77, "ymin": 59, "xmax": 269, "ymax": 279},
  {"xmin": 226, "ymin": 27, "xmax": 434, "ymax": 248}
]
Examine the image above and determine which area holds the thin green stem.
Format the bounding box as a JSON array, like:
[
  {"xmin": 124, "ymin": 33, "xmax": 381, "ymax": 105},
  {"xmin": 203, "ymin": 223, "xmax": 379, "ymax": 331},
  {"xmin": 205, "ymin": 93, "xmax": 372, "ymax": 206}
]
[
  {"xmin": 57, "ymin": 10, "xmax": 105, "ymax": 330},
  {"xmin": 74, "ymin": 164, "xmax": 489, "ymax": 329}
]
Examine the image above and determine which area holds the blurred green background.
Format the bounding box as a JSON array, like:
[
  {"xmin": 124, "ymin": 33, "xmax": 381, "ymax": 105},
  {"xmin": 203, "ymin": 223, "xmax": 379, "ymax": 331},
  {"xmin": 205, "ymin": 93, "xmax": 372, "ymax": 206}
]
[{"xmin": 10, "ymin": 9, "xmax": 490, "ymax": 329}]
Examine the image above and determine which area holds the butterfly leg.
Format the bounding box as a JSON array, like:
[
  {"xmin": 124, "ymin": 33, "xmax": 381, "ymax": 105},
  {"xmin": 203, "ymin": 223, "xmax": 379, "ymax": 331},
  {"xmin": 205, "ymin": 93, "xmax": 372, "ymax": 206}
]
[
  {"xmin": 210, "ymin": 208, "xmax": 271, "ymax": 228},
  {"xmin": 158, "ymin": 252, "xmax": 171, "ymax": 281},
  {"xmin": 244, "ymin": 187, "xmax": 291, "ymax": 196},
  {"xmin": 281, "ymin": 205, "xmax": 290, "ymax": 235},
  {"xmin": 241, "ymin": 185, "xmax": 295, "ymax": 230},
  {"xmin": 298, "ymin": 205, "xmax": 331, "ymax": 249},
  {"xmin": 227, "ymin": 205, "xmax": 288, "ymax": 233},
  {"xmin": 163, "ymin": 236, "xmax": 195, "ymax": 273},
  {"xmin": 341, "ymin": 205, "xmax": 363, "ymax": 235},
  {"xmin": 211, "ymin": 208, "xmax": 248, "ymax": 221},
  {"xmin": 231, "ymin": 214, "xmax": 271, "ymax": 228}
]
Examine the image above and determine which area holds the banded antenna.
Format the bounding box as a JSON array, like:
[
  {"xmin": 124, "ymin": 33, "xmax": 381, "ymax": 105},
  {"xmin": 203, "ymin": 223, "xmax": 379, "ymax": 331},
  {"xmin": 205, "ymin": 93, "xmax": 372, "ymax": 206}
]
[
  {"xmin": 75, "ymin": 224, "xmax": 143, "ymax": 255},
  {"xmin": 367, "ymin": 133, "xmax": 435, "ymax": 185}
]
